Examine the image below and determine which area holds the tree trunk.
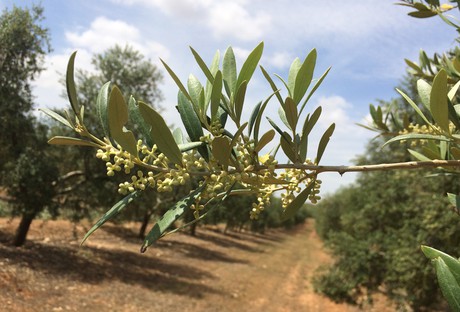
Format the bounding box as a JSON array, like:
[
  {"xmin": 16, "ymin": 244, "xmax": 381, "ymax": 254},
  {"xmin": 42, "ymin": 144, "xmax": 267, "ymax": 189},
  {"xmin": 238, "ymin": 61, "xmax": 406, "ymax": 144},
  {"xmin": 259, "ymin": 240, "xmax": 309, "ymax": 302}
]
[
  {"xmin": 139, "ymin": 211, "xmax": 151, "ymax": 239},
  {"xmin": 189, "ymin": 222, "xmax": 197, "ymax": 236},
  {"xmin": 14, "ymin": 212, "xmax": 36, "ymax": 247}
]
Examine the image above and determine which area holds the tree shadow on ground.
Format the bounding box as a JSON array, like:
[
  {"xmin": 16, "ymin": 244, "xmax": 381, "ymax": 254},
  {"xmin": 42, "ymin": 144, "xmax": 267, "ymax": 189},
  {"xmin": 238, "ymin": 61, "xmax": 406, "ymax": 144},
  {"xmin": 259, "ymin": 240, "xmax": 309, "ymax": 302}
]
[
  {"xmin": 192, "ymin": 231, "xmax": 267, "ymax": 253},
  {"xmin": 101, "ymin": 223, "xmax": 143, "ymax": 244},
  {"xmin": 217, "ymin": 228, "xmax": 286, "ymax": 244},
  {"xmin": 0, "ymin": 229, "xmax": 222, "ymax": 298},
  {"xmin": 155, "ymin": 239, "xmax": 250, "ymax": 264}
]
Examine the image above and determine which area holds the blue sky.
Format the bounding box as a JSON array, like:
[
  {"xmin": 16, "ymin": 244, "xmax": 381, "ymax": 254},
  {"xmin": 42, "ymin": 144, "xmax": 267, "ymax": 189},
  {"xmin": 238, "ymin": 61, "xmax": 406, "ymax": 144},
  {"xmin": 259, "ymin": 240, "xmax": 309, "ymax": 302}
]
[{"xmin": 3, "ymin": 0, "xmax": 459, "ymax": 194}]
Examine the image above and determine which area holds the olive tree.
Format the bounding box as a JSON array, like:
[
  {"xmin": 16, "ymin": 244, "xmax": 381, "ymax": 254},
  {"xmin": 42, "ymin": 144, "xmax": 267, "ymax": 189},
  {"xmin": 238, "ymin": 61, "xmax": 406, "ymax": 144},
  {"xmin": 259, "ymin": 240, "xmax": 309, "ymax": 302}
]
[{"xmin": 43, "ymin": 0, "xmax": 460, "ymax": 310}]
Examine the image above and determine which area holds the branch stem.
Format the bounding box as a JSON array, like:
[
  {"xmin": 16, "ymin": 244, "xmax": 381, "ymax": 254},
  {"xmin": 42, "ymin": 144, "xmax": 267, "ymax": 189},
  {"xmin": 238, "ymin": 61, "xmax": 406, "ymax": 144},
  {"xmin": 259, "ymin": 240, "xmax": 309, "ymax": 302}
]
[{"xmin": 270, "ymin": 160, "xmax": 460, "ymax": 175}]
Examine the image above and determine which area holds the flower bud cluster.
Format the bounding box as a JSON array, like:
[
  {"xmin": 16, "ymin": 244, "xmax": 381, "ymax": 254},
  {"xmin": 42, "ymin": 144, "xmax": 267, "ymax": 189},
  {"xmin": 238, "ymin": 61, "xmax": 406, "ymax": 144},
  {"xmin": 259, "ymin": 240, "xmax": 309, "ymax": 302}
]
[
  {"xmin": 250, "ymin": 189, "xmax": 272, "ymax": 220},
  {"xmin": 209, "ymin": 119, "xmax": 225, "ymax": 136},
  {"xmin": 236, "ymin": 137, "xmax": 255, "ymax": 169},
  {"xmin": 278, "ymin": 159, "xmax": 321, "ymax": 208},
  {"xmin": 190, "ymin": 203, "xmax": 205, "ymax": 219},
  {"xmin": 308, "ymin": 179, "xmax": 322, "ymax": 204},
  {"xmin": 96, "ymin": 145, "xmax": 135, "ymax": 176},
  {"xmin": 156, "ymin": 167, "xmax": 190, "ymax": 192},
  {"xmin": 118, "ymin": 170, "xmax": 155, "ymax": 195},
  {"xmin": 399, "ymin": 123, "xmax": 432, "ymax": 147}
]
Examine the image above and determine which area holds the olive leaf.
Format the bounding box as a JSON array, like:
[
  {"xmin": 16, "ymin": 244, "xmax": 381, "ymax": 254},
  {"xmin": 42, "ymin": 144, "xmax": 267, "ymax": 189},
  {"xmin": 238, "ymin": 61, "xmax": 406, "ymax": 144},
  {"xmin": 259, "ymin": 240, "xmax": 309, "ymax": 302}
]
[
  {"xmin": 211, "ymin": 71, "xmax": 223, "ymax": 120},
  {"xmin": 223, "ymin": 46, "xmax": 237, "ymax": 97},
  {"xmin": 108, "ymin": 86, "xmax": 138, "ymax": 157},
  {"xmin": 97, "ymin": 81, "xmax": 112, "ymax": 138},
  {"xmin": 141, "ymin": 185, "xmax": 205, "ymax": 253},
  {"xmin": 39, "ymin": 108, "xmax": 73, "ymax": 129},
  {"xmin": 66, "ymin": 51, "xmax": 80, "ymax": 119},
  {"xmin": 236, "ymin": 42, "xmax": 264, "ymax": 92},
  {"xmin": 48, "ymin": 136, "xmax": 100, "ymax": 148},
  {"xmin": 138, "ymin": 101, "xmax": 183, "ymax": 165},
  {"xmin": 282, "ymin": 179, "xmax": 315, "ymax": 221},
  {"xmin": 293, "ymin": 49, "xmax": 316, "ymax": 104},
  {"xmin": 81, "ymin": 191, "xmax": 141, "ymax": 245},
  {"xmin": 234, "ymin": 80, "xmax": 248, "ymax": 123},
  {"xmin": 430, "ymin": 69, "xmax": 450, "ymax": 133},
  {"xmin": 254, "ymin": 129, "xmax": 275, "ymax": 153},
  {"xmin": 212, "ymin": 136, "xmax": 232, "ymax": 169},
  {"xmin": 316, "ymin": 123, "xmax": 335, "ymax": 164},
  {"xmin": 280, "ymin": 133, "xmax": 297, "ymax": 163},
  {"xmin": 284, "ymin": 97, "xmax": 298, "ymax": 130},
  {"xmin": 177, "ymin": 91, "xmax": 208, "ymax": 161}
]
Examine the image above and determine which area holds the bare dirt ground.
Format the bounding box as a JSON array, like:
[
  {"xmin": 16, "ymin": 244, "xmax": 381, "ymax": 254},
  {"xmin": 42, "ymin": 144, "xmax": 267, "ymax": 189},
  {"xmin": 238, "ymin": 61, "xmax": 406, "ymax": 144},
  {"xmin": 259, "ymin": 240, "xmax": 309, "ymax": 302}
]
[{"xmin": 0, "ymin": 218, "xmax": 394, "ymax": 312}]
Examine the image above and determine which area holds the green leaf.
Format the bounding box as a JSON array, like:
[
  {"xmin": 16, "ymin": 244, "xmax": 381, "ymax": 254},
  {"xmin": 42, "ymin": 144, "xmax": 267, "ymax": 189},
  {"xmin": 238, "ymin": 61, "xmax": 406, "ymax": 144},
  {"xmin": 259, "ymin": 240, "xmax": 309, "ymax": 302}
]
[
  {"xmin": 212, "ymin": 136, "xmax": 232, "ymax": 168},
  {"xmin": 223, "ymin": 46, "xmax": 237, "ymax": 97},
  {"xmin": 287, "ymin": 57, "xmax": 301, "ymax": 95},
  {"xmin": 128, "ymin": 96, "xmax": 153, "ymax": 146},
  {"xmin": 161, "ymin": 58, "xmax": 192, "ymax": 102},
  {"xmin": 188, "ymin": 74, "xmax": 204, "ymax": 113},
  {"xmin": 266, "ymin": 117, "xmax": 292, "ymax": 143},
  {"xmin": 284, "ymin": 97, "xmax": 298, "ymax": 130},
  {"xmin": 383, "ymin": 133, "xmax": 451, "ymax": 147},
  {"xmin": 39, "ymin": 108, "xmax": 73, "ymax": 129},
  {"xmin": 248, "ymin": 101, "xmax": 262, "ymax": 136},
  {"xmin": 138, "ymin": 101, "xmax": 183, "ymax": 165},
  {"xmin": 177, "ymin": 92, "xmax": 208, "ymax": 161},
  {"xmin": 278, "ymin": 106, "xmax": 291, "ymax": 130},
  {"xmin": 275, "ymin": 74, "xmax": 291, "ymax": 96},
  {"xmin": 253, "ymin": 92, "xmax": 278, "ymax": 144},
  {"xmin": 189, "ymin": 46, "xmax": 215, "ymax": 83},
  {"xmin": 408, "ymin": 10, "xmax": 437, "ymax": 18},
  {"xmin": 230, "ymin": 122, "xmax": 248, "ymax": 150},
  {"xmin": 48, "ymin": 136, "xmax": 100, "ymax": 148},
  {"xmin": 405, "ymin": 59, "xmax": 422, "ymax": 73},
  {"xmin": 96, "ymin": 81, "xmax": 112, "ymax": 138},
  {"xmin": 259, "ymin": 65, "xmax": 284, "ymax": 106},
  {"xmin": 173, "ymin": 128, "xmax": 184, "ymax": 145},
  {"xmin": 236, "ymin": 42, "xmax": 264, "ymax": 91},
  {"xmin": 431, "ymin": 69, "xmax": 450, "ymax": 133},
  {"xmin": 66, "ymin": 51, "xmax": 80, "ymax": 119},
  {"xmin": 282, "ymin": 180, "xmax": 315, "ymax": 221},
  {"xmin": 210, "ymin": 71, "xmax": 223, "ymax": 120},
  {"xmin": 254, "ymin": 129, "xmax": 275, "ymax": 153},
  {"xmin": 302, "ymin": 106, "xmax": 322, "ymax": 138},
  {"xmin": 299, "ymin": 67, "xmax": 331, "ymax": 116},
  {"xmin": 234, "ymin": 80, "xmax": 248, "ymax": 123},
  {"xmin": 316, "ymin": 123, "xmax": 335, "ymax": 164},
  {"xmin": 447, "ymin": 193, "xmax": 460, "ymax": 212},
  {"xmin": 293, "ymin": 49, "xmax": 316, "ymax": 104},
  {"xmin": 178, "ymin": 141, "xmax": 205, "ymax": 152},
  {"xmin": 449, "ymin": 80, "xmax": 460, "ymax": 101},
  {"xmin": 280, "ymin": 133, "xmax": 297, "ymax": 163},
  {"xmin": 451, "ymin": 147, "xmax": 460, "ymax": 159},
  {"xmin": 204, "ymin": 50, "xmax": 221, "ymax": 113},
  {"xmin": 299, "ymin": 133, "xmax": 308, "ymax": 163},
  {"xmin": 417, "ymin": 79, "xmax": 432, "ymax": 110},
  {"xmin": 408, "ymin": 149, "xmax": 431, "ymax": 161},
  {"xmin": 396, "ymin": 88, "xmax": 433, "ymax": 126},
  {"xmin": 108, "ymin": 86, "xmax": 138, "ymax": 157},
  {"xmin": 82, "ymin": 191, "xmax": 140, "ymax": 245},
  {"xmin": 432, "ymin": 258, "xmax": 460, "ymax": 311},
  {"xmin": 141, "ymin": 185, "xmax": 204, "ymax": 252}
]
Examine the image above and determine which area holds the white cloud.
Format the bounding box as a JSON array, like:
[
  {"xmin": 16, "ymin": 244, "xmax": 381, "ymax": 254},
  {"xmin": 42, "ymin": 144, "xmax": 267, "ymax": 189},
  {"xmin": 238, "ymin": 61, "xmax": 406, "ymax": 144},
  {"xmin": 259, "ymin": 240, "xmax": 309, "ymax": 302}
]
[
  {"xmin": 110, "ymin": 0, "xmax": 271, "ymax": 41},
  {"xmin": 33, "ymin": 50, "xmax": 93, "ymax": 110},
  {"xmin": 264, "ymin": 51, "xmax": 293, "ymax": 69},
  {"xmin": 207, "ymin": 2, "xmax": 271, "ymax": 41},
  {"xmin": 112, "ymin": 0, "xmax": 212, "ymax": 18},
  {"xmin": 35, "ymin": 17, "xmax": 170, "ymax": 111},
  {"xmin": 64, "ymin": 16, "xmax": 169, "ymax": 60}
]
